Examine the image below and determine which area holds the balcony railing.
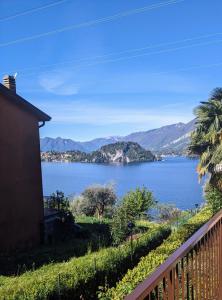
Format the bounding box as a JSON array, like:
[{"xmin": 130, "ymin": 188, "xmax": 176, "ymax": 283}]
[{"xmin": 126, "ymin": 209, "xmax": 222, "ymax": 300}]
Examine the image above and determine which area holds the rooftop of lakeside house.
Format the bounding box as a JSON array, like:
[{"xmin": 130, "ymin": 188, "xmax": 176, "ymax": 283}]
[{"xmin": 0, "ymin": 75, "xmax": 51, "ymax": 122}]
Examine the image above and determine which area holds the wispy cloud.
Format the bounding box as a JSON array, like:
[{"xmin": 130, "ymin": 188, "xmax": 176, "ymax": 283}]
[
  {"xmin": 36, "ymin": 68, "xmax": 196, "ymax": 129},
  {"xmin": 37, "ymin": 67, "xmax": 200, "ymax": 96},
  {"xmin": 39, "ymin": 72, "xmax": 79, "ymax": 95},
  {"xmin": 39, "ymin": 100, "xmax": 193, "ymax": 126}
]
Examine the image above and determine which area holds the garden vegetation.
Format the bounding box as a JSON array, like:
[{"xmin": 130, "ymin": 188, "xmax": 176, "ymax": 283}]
[
  {"xmin": 99, "ymin": 206, "xmax": 213, "ymax": 299},
  {"xmin": 0, "ymin": 224, "xmax": 170, "ymax": 299}
]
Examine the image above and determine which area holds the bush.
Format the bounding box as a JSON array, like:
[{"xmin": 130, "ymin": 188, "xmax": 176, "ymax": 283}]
[
  {"xmin": 122, "ymin": 187, "xmax": 156, "ymax": 219},
  {"xmin": 100, "ymin": 206, "xmax": 213, "ymax": 299},
  {"xmin": 111, "ymin": 187, "xmax": 156, "ymax": 244},
  {"xmin": 111, "ymin": 205, "xmax": 131, "ymax": 244},
  {"xmin": 0, "ymin": 276, "xmax": 8, "ymax": 286},
  {"xmin": 205, "ymin": 183, "xmax": 222, "ymax": 213},
  {"xmin": 0, "ymin": 225, "xmax": 170, "ymax": 299}
]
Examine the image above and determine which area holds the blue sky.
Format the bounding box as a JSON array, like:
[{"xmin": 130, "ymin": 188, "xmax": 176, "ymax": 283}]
[{"xmin": 1, "ymin": 0, "xmax": 222, "ymax": 141}]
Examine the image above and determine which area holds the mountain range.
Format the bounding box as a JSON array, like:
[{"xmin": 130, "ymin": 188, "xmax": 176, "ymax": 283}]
[{"xmin": 40, "ymin": 119, "xmax": 196, "ymax": 154}]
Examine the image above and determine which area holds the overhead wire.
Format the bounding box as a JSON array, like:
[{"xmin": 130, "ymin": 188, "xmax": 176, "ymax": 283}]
[
  {"xmin": 148, "ymin": 61, "xmax": 222, "ymax": 76},
  {"xmin": 3, "ymin": 31, "xmax": 222, "ymax": 75},
  {"xmin": 0, "ymin": 0, "xmax": 70, "ymax": 22},
  {"xmin": 2, "ymin": 0, "xmax": 219, "ymax": 79},
  {"xmin": 7, "ymin": 34, "xmax": 222, "ymax": 78},
  {"xmin": 77, "ymin": 37, "xmax": 222, "ymax": 68},
  {"xmin": 0, "ymin": 0, "xmax": 184, "ymax": 48}
]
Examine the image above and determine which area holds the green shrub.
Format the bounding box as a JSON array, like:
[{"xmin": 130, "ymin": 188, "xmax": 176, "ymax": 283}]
[
  {"xmin": 121, "ymin": 187, "xmax": 156, "ymax": 219},
  {"xmin": 100, "ymin": 206, "xmax": 213, "ymax": 299},
  {"xmin": 0, "ymin": 276, "xmax": 8, "ymax": 286},
  {"xmin": 0, "ymin": 225, "xmax": 170, "ymax": 299},
  {"xmin": 205, "ymin": 183, "xmax": 222, "ymax": 213},
  {"xmin": 111, "ymin": 187, "xmax": 156, "ymax": 244},
  {"xmin": 111, "ymin": 205, "xmax": 131, "ymax": 244}
]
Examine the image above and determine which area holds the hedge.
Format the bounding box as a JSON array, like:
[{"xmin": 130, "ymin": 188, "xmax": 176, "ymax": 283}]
[
  {"xmin": 99, "ymin": 206, "xmax": 213, "ymax": 299},
  {"xmin": 0, "ymin": 224, "xmax": 170, "ymax": 299}
]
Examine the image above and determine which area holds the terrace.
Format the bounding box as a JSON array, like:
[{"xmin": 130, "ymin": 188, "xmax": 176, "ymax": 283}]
[{"xmin": 126, "ymin": 209, "xmax": 222, "ymax": 300}]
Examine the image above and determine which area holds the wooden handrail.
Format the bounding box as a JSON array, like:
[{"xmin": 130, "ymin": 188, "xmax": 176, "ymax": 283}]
[{"xmin": 126, "ymin": 209, "xmax": 222, "ymax": 300}]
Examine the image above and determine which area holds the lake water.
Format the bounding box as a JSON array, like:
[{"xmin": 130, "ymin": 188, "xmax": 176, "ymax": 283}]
[{"xmin": 41, "ymin": 157, "xmax": 205, "ymax": 210}]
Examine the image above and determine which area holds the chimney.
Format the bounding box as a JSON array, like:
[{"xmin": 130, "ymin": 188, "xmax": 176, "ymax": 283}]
[{"xmin": 3, "ymin": 75, "xmax": 16, "ymax": 92}]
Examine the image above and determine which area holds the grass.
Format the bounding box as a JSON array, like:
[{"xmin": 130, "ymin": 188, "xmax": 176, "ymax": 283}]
[{"xmin": 76, "ymin": 215, "xmax": 112, "ymax": 224}]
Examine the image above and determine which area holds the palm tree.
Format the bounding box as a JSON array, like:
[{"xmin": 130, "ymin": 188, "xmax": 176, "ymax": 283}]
[{"xmin": 189, "ymin": 88, "xmax": 222, "ymax": 189}]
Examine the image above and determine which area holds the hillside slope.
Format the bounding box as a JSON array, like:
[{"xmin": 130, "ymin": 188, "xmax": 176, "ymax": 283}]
[
  {"xmin": 40, "ymin": 119, "xmax": 196, "ymax": 153},
  {"xmin": 122, "ymin": 119, "xmax": 195, "ymax": 151},
  {"xmin": 40, "ymin": 137, "xmax": 85, "ymax": 152},
  {"xmin": 90, "ymin": 142, "xmax": 155, "ymax": 163},
  {"xmin": 41, "ymin": 142, "xmax": 156, "ymax": 164}
]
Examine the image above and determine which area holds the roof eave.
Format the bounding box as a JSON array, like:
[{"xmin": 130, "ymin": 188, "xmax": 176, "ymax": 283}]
[{"xmin": 0, "ymin": 83, "xmax": 51, "ymax": 122}]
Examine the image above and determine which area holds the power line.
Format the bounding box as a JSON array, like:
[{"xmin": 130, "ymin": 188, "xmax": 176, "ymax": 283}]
[
  {"xmin": 150, "ymin": 61, "xmax": 222, "ymax": 76},
  {"xmin": 14, "ymin": 61, "xmax": 222, "ymax": 82},
  {"xmin": 70, "ymin": 32, "xmax": 222, "ymax": 62},
  {"xmin": 0, "ymin": 0, "xmax": 184, "ymax": 48},
  {"xmin": 79, "ymin": 37, "xmax": 222, "ymax": 68},
  {"xmin": 10, "ymin": 34, "xmax": 222, "ymax": 78},
  {"xmin": 0, "ymin": 0, "xmax": 69, "ymax": 22},
  {"xmin": 4, "ymin": 31, "xmax": 222, "ymax": 75}
]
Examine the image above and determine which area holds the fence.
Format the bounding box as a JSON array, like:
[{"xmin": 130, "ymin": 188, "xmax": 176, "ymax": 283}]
[{"xmin": 126, "ymin": 209, "xmax": 222, "ymax": 300}]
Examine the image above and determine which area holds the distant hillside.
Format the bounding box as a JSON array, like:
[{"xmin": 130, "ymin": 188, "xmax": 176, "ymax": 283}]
[
  {"xmin": 40, "ymin": 137, "xmax": 85, "ymax": 152},
  {"xmin": 90, "ymin": 142, "xmax": 155, "ymax": 163},
  {"xmin": 123, "ymin": 119, "xmax": 196, "ymax": 153},
  {"xmin": 40, "ymin": 119, "xmax": 196, "ymax": 154},
  {"xmin": 81, "ymin": 137, "xmax": 120, "ymax": 152},
  {"xmin": 41, "ymin": 142, "xmax": 156, "ymax": 164}
]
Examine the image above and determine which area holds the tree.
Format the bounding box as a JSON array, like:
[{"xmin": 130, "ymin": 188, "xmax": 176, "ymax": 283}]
[
  {"xmin": 122, "ymin": 187, "xmax": 156, "ymax": 219},
  {"xmin": 47, "ymin": 190, "xmax": 70, "ymax": 212},
  {"xmin": 189, "ymin": 88, "xmax": 222, "ymax": 191},
  {"xmin": 70, "ymin": 195, "xmax": 96, "ymax": 216},
  {"xmin": 111, "ymin": 205, "xmax": 129, "ymax": 244},
  {"xmin": 210, "ymin": 87, "xmax": 222, "ymax": 100},
  {"xmin": 81, "ymin": 184, "xmax": 117, "ymax": 219},
  {"xmin": 110, "ymin": 187, "xmax": 156, "ymax": 244}
]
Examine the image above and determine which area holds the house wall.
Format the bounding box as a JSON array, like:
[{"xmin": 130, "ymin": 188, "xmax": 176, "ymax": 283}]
[{"xmin": 0, "ymin": 94, "xmax": 44, "ymax": 252}]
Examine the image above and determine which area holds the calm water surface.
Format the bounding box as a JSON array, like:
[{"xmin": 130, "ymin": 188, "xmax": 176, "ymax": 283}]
[{"xmin": 41, "ymin": 157, "xmax": 204, "ymax": 210}]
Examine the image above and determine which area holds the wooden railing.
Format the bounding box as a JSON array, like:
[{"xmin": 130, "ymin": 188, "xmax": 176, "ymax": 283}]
[{"xmin": 126, "ymin": 209, "xmax": 222, "ymax": 300}]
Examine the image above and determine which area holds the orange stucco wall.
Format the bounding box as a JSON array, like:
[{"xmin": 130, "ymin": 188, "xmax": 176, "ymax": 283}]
[{"xmin": 0, "ymin": 94, "xmax": 44, "ymax": 252}]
